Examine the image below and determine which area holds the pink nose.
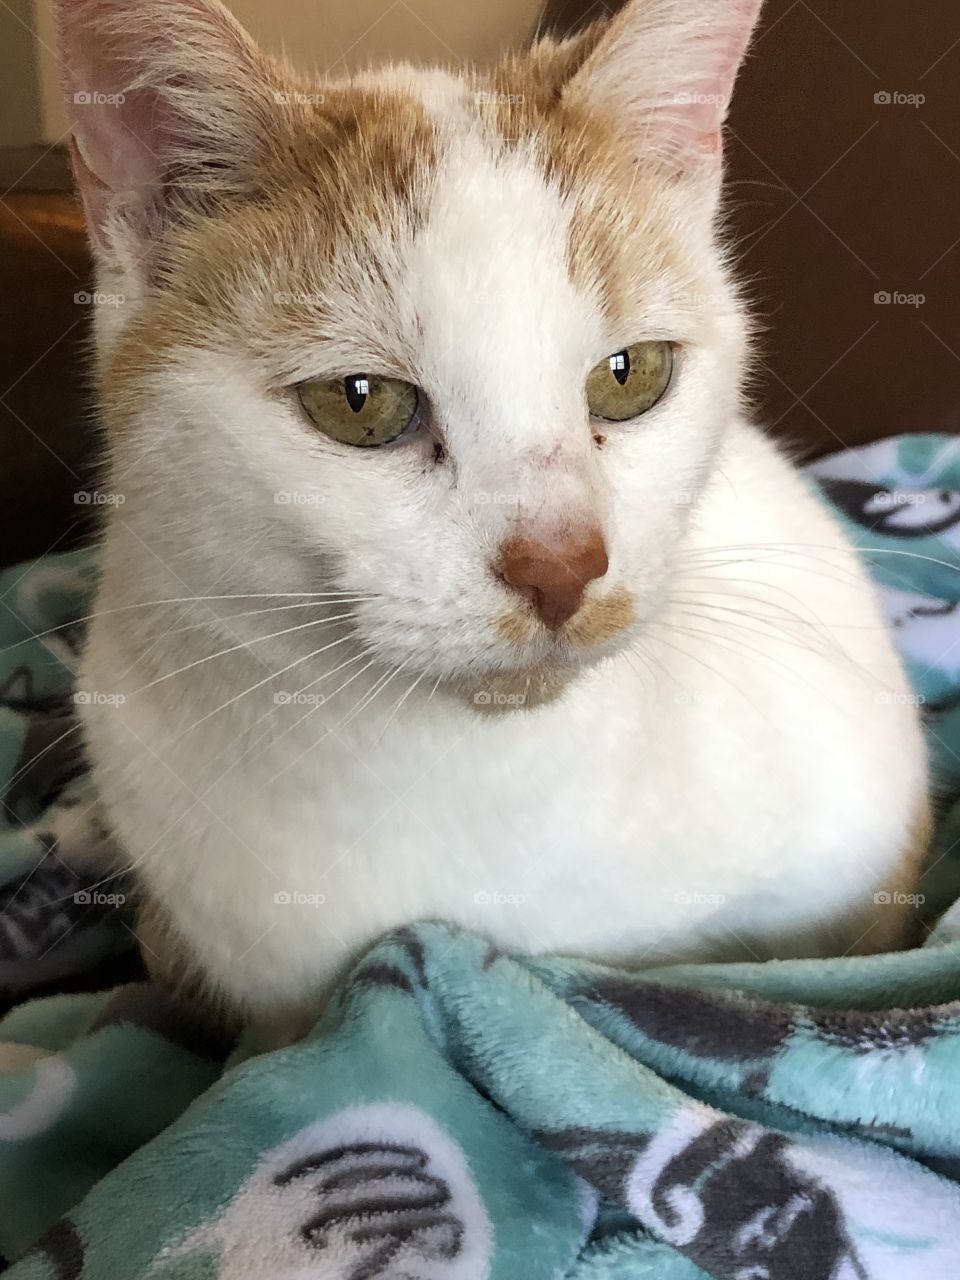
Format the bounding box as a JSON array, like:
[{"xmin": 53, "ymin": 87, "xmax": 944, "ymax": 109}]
[{"xmin": 497, "ymin": 529, "xmax": 609, "ymax": 630}]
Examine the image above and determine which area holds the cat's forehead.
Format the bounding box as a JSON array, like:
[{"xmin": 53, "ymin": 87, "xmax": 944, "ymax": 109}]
[
  {"xmin": 282, "ymin": 61, "xmax": 681, "ymax": 313},
  {"xmin": 134, "ymin": 60, "xmax": 711, "ymax": 391}
]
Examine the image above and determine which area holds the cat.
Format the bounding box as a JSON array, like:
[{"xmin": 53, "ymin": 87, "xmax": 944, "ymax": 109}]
[{"xmin": 56, "ymin": 0, "xmax": 929, "ymax": 1037}]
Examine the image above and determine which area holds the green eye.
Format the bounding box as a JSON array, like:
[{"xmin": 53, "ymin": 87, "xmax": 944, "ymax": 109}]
[
  {"xmin": 297, "ymin": 373, "xmax": 421, "ymax": 447},
  {"xmin": 586, "ymin": 341, "xmax": 674, "ymax": 422}
]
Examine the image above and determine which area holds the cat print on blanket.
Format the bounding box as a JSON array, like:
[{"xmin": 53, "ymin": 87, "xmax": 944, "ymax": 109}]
[{"xmin": 153, "ymin": 1106, "xmax": 492, "ymax": 1279}]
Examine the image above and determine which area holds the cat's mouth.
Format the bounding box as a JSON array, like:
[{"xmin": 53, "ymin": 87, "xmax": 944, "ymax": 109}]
[
  {"xmin": 455, "ymin": 586, "xmax": 638, "ymax": 713},
  {"xmin": 494, "ymin": 585, "xmax": 637, "ymax": 652}
]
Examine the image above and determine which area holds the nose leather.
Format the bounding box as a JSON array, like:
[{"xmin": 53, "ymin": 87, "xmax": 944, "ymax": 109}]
[{"xmin": 497, "ymin": 529, "xmax": 609, "ymax": 630}]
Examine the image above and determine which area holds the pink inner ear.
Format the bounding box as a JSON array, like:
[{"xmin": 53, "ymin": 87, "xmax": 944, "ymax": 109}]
[
  {"xmin": 67, "ymin": 83, "xmax": 165, "ymax": 245},
  {"xmin": 72, "ymin": 86, "xmax": 161, "ymax": 192},
  {"xmin": 681, "ymin": 80, "xmax": 734, "ymax": 157},
  {"xmin": 55, "ymin": 0, "xmax": 266, "ymax": 247},
  {"xmin": 566, "ymin": 0, "xmax": 763, "ymax": 169},
  {"xmin": 57, "ymin": 0, "xmax": 166, "ymax": 238},
  {"xmin": 694, "ymin": 0, "xmax": 765, "ymax": 146}
]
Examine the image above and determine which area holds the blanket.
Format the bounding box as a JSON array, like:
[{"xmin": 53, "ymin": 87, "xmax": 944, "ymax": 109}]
[{"xmin": 3, "ymin": 435, "xmax": 960, "ymax": 1280}]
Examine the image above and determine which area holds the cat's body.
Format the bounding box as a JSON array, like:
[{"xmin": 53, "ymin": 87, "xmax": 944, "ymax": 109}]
[
  {"xmin": 59, "ymin": 0, "xmax": 928, "ymax": 1030},
  {"xmin": 82, "ymin": 418, "xmax": 926, "ymax": 1026}
]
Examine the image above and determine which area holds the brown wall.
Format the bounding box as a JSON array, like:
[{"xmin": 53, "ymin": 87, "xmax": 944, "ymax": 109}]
[
  {"xmin": 726, "ymin": 0, "xmax": 960, "ymax": 456},
  {"xmin": 543, "ymin": 0, "xmax": 960, "ymax": 457},
  {"xmin": 0, "ymin": 0, "xmax": 44, "ymax": 146}
]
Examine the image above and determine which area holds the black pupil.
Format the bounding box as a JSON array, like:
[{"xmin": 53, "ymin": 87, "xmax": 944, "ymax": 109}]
[
  {"xmin": 345, "ymin": 375, "xmax": 369, "ymax": 414},
  {"xmin": 610, "ymin": 351, "xmax": 630, "ymax": 386}
]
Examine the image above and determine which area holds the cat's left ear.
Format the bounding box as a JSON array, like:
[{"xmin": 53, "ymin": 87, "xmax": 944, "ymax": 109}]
[
  {"xmin": 54, "ymin": 0, "xmax": 282, "ymax": 258},
  {"xmin": 563, "ymin": 0, "xmax": 763, "ymax": 185}
]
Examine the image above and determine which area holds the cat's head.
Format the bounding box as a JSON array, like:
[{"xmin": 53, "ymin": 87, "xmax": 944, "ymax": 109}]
[{"xmin": 57, "ymin": 0, "xmax": 762, "ymax": 703}]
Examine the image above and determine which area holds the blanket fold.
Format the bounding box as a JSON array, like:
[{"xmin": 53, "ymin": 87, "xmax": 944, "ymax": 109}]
[{"xmin": 3, "ymin": 435, "xmax": 960, "ymax": 1279}]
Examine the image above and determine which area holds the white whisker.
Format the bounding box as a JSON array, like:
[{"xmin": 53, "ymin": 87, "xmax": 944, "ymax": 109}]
[
  {"xmin": 172, "ymin": 632, "xmax": 360, "ymax": 742},
  {"xmin": 0, "ymin": 591, "xmax": 377, "ymax": 655},
  {"xmin": 134, "ymin": 612, "xmax": 359, "ymax": 694},
  {"xmin": 376, "ymin": 669, "xmax": 428, "ymax": 743}
]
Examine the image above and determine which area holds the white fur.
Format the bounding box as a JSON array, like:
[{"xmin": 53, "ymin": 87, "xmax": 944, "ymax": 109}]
[{"xmin": 62, "ymin": 0, "xmax": 927, "ymax": 1029}]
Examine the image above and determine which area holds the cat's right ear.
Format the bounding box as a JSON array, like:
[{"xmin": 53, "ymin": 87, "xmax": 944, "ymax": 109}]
[
  {"xmin": 54, "ymin": 0, "xmax": 279, "ymax": 257},
  {"xmin": 563, "ymin": 0, "xmax": 763, "ymax": 185}
]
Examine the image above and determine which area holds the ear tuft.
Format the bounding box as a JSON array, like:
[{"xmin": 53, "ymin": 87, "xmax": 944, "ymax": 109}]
[{"xmin": 563, "ymin": 0, "xmax": 763, "ymax": 175}]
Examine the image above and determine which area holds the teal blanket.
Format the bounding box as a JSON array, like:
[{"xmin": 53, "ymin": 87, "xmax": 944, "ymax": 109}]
[{"xmin": 3, "ymin": 435, "xmax": 960, "ymax": 1280}]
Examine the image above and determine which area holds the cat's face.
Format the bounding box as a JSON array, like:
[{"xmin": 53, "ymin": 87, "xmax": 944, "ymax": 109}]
[{"xmin": 58, "ymin": 0, "xmax": 761, "ymax": 698}]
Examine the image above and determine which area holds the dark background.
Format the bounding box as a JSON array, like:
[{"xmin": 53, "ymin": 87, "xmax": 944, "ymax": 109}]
[{"xmin": 2, "ymin": 0, "xmax": 959, "ymax": 570}]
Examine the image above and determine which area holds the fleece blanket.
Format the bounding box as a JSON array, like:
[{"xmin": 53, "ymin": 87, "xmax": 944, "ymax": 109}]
[{"xmin": 3, "ymin": 435, "xmax": 960, "ymax": 1279}]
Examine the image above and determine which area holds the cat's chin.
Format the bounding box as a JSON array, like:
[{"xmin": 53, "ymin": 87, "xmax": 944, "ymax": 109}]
[{"xmin": 452, "ymin": 663, "xmax": 582, "ymax": 714}]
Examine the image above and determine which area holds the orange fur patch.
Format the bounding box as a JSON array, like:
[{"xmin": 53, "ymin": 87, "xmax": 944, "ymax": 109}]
[
  {"xmin": 494, "ymin": 606, "xmax": 538, "ymax": 647},
  {"xmin": 100, "ymin": 84, "xmax": 438, "ymax": 422},
  {"xmin": 565, "ymin": 585, "xmax": 636, "ymax": 647}
]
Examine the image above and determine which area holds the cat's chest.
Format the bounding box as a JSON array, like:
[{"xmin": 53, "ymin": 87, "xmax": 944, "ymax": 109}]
[{"xmin": 201, "ymin": 681, "xmax": 642, "ymax": 861}]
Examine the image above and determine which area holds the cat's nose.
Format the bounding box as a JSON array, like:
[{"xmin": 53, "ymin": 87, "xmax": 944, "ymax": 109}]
[{"xmin": 497, "ymin": 529, "xmax": 609, "ymax": 630}]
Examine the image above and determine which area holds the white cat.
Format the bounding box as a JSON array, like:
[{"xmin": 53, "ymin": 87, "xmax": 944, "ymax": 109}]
[{"xmin": 57, "ymin": 0, "xmax": 928, "ymax": 1033}]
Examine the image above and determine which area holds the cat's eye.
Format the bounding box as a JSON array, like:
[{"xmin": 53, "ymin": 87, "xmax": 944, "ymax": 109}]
[
  {"xmin": 586, "ymin": 341, "xmax": 674, "ymax": 422},
  {"xmin": 297, "ymin": 374, "xmax": 421, "ymax": 447}
]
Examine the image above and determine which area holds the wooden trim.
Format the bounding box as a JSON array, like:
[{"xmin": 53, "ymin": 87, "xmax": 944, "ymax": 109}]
[{"xmin": 0, "ymin": 145, "xmax": 73, "ymax": 195}]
